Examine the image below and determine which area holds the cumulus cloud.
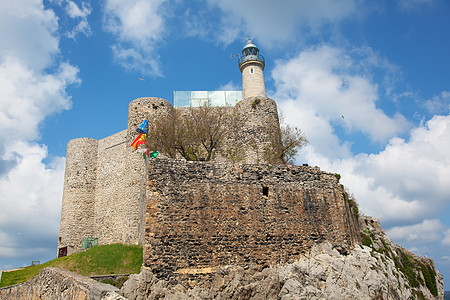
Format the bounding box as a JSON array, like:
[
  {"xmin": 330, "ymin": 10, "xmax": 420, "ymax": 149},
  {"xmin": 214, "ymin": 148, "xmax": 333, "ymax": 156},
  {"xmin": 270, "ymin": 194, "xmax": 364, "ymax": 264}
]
[
  {"xmin": 0, "ymin": 1, "xmax": 59, "ymax": 71},
  {"xmin": 272, "ymin": 45, "xmax": 409, "ymax": 160},
  {"xmin": 351, "ymin": 115, "xmax": 450, "ymax": 222},
  {"xmin": 195, "ymin": 0, "xmax": 361, "ymax": 46},
  {"xmin": 423, "ymin": 91, "xmax": 450, "ymax": 115},
  {"xmin": 443, "ymin": 229, "xmax": 450, "ymax": 246},
  {"xmin": 0, "ymin": 143, "xmax": 65, "ymax": 259},
  {"xmin": 0, "ymin": 0, "xmax": 79, "ymax": 266},
  {"xmin": 65, "ymin": 1, "xmax": 92, "ymax": 39},
  {"xmin": 386, "ymin": 219, "xmax": 445, "ymax": 244},
  {"xmin": 0, "ymin": 57, "xmax": 79, "ymax": 143},
  {"xmin": 272, "ymin": 44, "xmax": 450, "ymax": 229},
  {"xmin": 103, "ymin": 0, "xmax": 168, "ymax": 76},
  {"xmin": 309, "ymin": 114, "xmax": 450, "ymax": 227}
]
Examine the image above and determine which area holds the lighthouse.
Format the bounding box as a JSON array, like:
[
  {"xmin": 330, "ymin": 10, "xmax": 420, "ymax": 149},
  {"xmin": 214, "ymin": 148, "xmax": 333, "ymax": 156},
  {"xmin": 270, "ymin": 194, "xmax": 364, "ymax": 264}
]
[{"xmin": 239, "ymin": 39, "xmax": 266, "ymax": 99}]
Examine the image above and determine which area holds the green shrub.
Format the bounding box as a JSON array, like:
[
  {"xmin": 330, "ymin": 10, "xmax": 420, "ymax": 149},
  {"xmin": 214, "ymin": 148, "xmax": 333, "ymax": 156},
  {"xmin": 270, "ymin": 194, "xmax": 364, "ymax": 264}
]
[
  {"xmin": 420, "ymin": 263, "xmax": 438, "ymax": 296},
  {"xmin": 252, "ymin": 98, "xmax": 261, "ymax": 108},
  {"xmin": 361, "ymin": 233, "xmax": 372, "ymax": 247},
  {"xmin": 101, "ymin": 275, "xmax": 129, "ymax": 288}
]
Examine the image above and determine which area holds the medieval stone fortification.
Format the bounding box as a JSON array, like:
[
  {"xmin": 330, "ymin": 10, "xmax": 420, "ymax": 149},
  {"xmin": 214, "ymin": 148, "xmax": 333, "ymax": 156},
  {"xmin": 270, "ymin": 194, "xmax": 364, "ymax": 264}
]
[
  {"xmin": 41, "ymin": 40, "xmax": 443, "ymax": 299},
  {"xmin": 57, "ymin": 95, "xmax": 282, "ymax": 255},
  {"xmin": 144, "ymin": 159, "xmax": 360, "ymax": 285}
]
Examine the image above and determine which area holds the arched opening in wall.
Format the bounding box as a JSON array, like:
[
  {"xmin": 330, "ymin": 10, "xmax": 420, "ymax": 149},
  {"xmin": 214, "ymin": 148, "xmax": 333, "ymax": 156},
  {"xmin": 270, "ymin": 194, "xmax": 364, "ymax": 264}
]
[
  {"xmin": 263, "ymin": 186, "xmax": 269, "ymax": 197},
  {"xmin": 250, "ymin": 68, "xmax": 254, "ymax": 74}
]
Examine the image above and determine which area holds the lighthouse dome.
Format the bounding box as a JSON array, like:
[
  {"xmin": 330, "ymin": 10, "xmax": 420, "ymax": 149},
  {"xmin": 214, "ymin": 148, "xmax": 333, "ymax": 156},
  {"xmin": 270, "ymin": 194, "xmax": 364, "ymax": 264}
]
[{"xmin": 239, "ymin": 39, "xmax": 265, "ymax": 67}]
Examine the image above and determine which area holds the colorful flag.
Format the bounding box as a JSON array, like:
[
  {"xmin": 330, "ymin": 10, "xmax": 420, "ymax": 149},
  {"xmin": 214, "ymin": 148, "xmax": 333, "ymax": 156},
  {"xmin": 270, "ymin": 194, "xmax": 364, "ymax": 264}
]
[
  {"xmin": 143, "ymin": 149, "xmax": 159, "ymax": 159},
  {"xmin": 136, "ymin": 119, "xmax": 149, "ymax": 134},
  {"xmin": 131, "ymin": 133, "xmax": 147, "ymax": 150}
]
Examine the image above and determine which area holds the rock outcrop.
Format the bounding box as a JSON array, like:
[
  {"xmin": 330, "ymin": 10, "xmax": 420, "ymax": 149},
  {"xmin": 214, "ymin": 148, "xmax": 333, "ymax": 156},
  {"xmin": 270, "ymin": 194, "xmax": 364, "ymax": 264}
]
[
  {"xmin": 1, "ymin": 216, "xmax": 443, "ymax": 299},
  {"xmin": 122, "ymin": 216, "xmax": 443, "ymax": 300},
  {"xmin": 0, "ymin": 267, "xmax": 125, "ymax": 300}
]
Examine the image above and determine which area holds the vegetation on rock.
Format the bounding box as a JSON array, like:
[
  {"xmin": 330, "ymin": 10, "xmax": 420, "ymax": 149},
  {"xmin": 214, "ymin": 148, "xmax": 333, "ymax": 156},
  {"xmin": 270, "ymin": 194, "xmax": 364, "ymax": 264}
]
[{"xmin": 359, "ymin": 216, "xmax": 440, "ymax": 299}]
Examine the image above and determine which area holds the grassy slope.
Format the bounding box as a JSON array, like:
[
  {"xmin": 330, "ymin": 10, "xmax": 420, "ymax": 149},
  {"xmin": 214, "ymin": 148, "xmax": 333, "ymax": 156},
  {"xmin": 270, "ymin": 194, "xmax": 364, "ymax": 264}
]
[{"xmin": 0, "ymin": 244, "xmax": 143, "ymax": 288}]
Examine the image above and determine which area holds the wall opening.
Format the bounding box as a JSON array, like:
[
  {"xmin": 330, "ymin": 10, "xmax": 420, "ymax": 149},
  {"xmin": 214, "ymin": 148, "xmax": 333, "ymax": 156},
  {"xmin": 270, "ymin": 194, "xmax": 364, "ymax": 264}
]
[
  {"xmin": 58, "ymin": 247, "xmax": 67, "ymax": 258},
  {"xmin": 263, "ymin": 186, "xmax": 269, "ymax": 196}
]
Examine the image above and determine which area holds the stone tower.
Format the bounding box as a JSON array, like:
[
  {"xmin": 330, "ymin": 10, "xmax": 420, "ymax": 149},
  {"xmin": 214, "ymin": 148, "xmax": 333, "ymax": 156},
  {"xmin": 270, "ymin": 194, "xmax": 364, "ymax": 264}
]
[
  {"xmin": 239, "ymin": 39, "xmax": 266, "ymax": 99},
  {"xmin": 57, "ymin": 40, "xmax": 280, "ymax": 255}
]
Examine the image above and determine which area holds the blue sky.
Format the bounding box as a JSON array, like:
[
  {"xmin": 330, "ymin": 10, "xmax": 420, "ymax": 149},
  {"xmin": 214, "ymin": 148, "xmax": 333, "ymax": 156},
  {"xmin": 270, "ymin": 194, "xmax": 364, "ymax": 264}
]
[{"xmin": 1, "ymin": 0, "xmax": 450, "ymax": 290}]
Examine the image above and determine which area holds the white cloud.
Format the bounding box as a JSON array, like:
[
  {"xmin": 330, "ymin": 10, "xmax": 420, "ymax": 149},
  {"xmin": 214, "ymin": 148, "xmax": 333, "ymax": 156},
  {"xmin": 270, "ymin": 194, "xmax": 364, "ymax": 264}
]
[
  {"xmin": 218, "ymin": 80, "xmax": 240, "ymax": 91},
  {"xmin": 0, "ymin": 142, "xmax": 65, "ymax": 258},
  {"xmin": 443, "ymin": 229, "xmax": 450, "ymax": 246},
  {"xmin": 66, "ymin": 0, "xmax": 90, "ymax": 18},
  {"xmin": 65, "ymin": 1, "xmax": 92, "ymax": 39},
  {"xmin": 0, "ymin": 1, "xmax": 79, "ymax": 264},
  {"xmin": 271, "ymin": 45, "xmax": 450, "ymax": 228},
  {"xmin": 0, "ymin": 57, "xmax": 79, "ymax": 142},
  {"xmin": 103, "ymin": 0, "xmax": 168, "ymax": 76},
  {"xmin": 423, "ymin": 91, "xmax": 450, "ymax": 114},
  {"xmin": 386, "ymin": 219, "xmax": 445, "ymax": 244},
  {"xmin": 272, "ymin": 45, "xmax": 409, "ymax": 160},
  {"xmin": 398, "ymin": 0, "xmax": 435, "ymax": 11},
  {"xmin": 306, "ymin": 114, "xmax": 450, "ymax": 226},
  {"xmin": 0, "ymin": 0, "xmax": 59, "ymax": 70},
  {"xmin": 201, "ymin": 0, "xmax": 361, "ymax": 46}
]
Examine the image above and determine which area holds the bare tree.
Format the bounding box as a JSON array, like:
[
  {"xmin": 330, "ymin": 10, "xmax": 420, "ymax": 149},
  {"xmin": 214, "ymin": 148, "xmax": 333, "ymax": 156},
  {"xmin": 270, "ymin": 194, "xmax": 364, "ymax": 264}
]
[
  {"xmin": 264, "ymin": 114, "xmax": 308, "ymax": 164},
  {"xmin": 146, "ymin": 105, "xmax": 234, "ymax": 161},
  {"xmin": 146, "ymin": 112, "xmax": 177, "ymax": 158},
  {"xmin": 190, "ymin": 105, "xmax": 230, "ymax": 161}
]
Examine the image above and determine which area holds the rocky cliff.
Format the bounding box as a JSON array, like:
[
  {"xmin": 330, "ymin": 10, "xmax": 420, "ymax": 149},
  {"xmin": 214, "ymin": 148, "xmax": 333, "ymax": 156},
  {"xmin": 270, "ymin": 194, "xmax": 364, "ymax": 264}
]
[
  {"xmin": 123, "ymin": 216, "xmax": 443, "ymax": 299},
  {"xmin": 0, "ymin": 267, "xmax": 125, "ymax": 300},
  {"xmin": 1, "ymin": 219, "xmax": 443, "ymax": 300}
]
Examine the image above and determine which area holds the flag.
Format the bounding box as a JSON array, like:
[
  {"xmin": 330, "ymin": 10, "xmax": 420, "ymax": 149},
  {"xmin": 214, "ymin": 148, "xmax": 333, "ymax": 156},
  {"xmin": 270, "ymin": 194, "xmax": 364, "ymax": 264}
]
[
  {"xmin": 136, "ymin": 119, "xmax": 149, "ymax": 134},
  {"xmin": 143, "ymin": 149, "xmax": 158, "ymax": 159},
  {"xmin": 131, "ymin": 133, "xmax": 147, "ymax": 150}
]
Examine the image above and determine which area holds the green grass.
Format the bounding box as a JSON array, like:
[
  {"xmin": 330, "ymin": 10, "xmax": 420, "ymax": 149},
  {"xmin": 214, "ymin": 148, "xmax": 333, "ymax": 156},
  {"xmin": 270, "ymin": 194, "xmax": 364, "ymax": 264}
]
[{"xmin": 0, "ymin": 244, "xmax": 143, "ymax": 288}]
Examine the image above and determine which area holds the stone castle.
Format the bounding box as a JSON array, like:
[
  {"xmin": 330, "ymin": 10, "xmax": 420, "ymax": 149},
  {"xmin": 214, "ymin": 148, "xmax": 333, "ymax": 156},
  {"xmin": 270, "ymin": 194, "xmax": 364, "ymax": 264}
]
[
  {"xmin": 0, "ymin": 39, "xmax": 438, "ymax": 300},
  {"xmin": 57, "ymin": 40, "xmax": 361, "ymax": 281}
]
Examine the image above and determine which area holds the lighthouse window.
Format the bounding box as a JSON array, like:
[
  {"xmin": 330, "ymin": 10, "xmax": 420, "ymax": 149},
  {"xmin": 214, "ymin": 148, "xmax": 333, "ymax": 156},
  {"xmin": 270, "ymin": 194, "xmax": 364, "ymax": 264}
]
[{"xmin": 250, "ymin": 68, "xmax": 254, "ymax": 74}]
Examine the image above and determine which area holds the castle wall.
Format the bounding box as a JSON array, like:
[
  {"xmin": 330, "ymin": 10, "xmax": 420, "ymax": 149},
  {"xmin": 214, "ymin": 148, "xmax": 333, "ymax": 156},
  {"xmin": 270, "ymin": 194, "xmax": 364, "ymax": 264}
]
[
  {"xmin": 127, "ymin": 97, "xmax": 175, "ymax": 245},
  {"xmin": 144, "ymin": 159, "xmax": 361, "ymax": 283},
  {"xmin": 58, "ymin": 96, "xmax": 283, "ymax": 254},
  {"xmin": 235, "ymin": 97, "xmax": 280, "ymax": 164},
  {"xmin": 58, "ymin": 138, "xmax": 98, "ymax": 253},
  {"xmin": 93, "ymin": 130, "xmax": 131, "ymax": 246},
  {"xmin": 58, "ymin": 97, "xmax": 178, "ymax": 254}
]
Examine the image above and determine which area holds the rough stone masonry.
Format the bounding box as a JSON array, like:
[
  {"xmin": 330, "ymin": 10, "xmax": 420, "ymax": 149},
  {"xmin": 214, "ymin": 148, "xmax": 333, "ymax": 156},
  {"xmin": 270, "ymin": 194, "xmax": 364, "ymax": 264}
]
[
  {"xmin": 144, "ymin": 159, "xmax": 361, "ymax": 286},
  {"xmin": 58, "ymin": 96, "xmax": 281, "ymax": 255}
]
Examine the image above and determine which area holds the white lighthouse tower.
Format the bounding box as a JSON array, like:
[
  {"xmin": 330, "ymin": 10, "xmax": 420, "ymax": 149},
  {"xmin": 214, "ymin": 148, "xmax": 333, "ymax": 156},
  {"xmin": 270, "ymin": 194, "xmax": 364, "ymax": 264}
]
[{"xmin": 239, "ymin": 39, "xmax": 266, "ymax": 99}]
